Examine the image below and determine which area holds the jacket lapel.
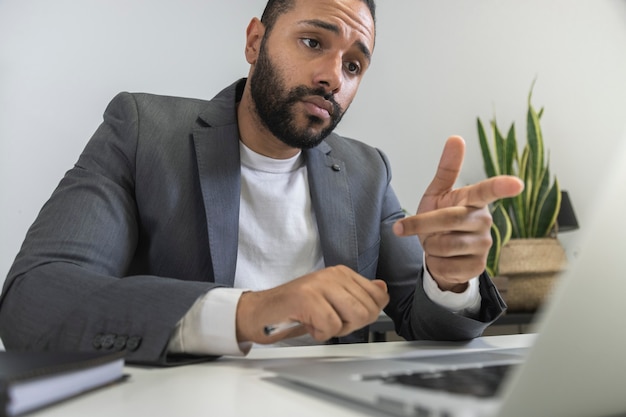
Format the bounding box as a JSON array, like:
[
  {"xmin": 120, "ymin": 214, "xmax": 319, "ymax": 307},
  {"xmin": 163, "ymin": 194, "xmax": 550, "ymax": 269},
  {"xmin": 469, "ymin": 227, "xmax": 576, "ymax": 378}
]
[
  {"xmin": 192, "ymin": 81, "xmax": 243, "ymax": 286},
  {"xmin": 306, "ymin": 140, "xmax": 358, "ymax": 271},
  {"xmin": 193, "ymin": 125, "xmax": 240, "ymax": 286}
]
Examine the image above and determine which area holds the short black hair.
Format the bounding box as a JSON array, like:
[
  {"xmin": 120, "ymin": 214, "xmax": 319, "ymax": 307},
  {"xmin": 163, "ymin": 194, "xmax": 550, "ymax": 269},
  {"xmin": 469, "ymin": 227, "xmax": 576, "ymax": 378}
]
[{"xmin": 260, "ymin": 0, "xmax": 376, "ymax": 34}]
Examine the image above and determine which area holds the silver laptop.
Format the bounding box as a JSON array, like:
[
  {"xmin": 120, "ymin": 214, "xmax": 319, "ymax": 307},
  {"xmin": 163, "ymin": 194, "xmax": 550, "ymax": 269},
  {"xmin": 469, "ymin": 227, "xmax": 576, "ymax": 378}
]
[{"xmin": 268, "ymin": 130, "xmax": 626, "ymax": 417}]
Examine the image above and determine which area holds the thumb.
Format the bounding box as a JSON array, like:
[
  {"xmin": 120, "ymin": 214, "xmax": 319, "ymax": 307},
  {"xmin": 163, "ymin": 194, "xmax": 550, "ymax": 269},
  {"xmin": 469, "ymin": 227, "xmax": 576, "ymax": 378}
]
[
  {"xmin": 424, "ymin": 136, "xmax": 465, "ymax": 197},
  {"xmin": 371, "ymin": 279, "xmax": 388, "ymax": 293}
]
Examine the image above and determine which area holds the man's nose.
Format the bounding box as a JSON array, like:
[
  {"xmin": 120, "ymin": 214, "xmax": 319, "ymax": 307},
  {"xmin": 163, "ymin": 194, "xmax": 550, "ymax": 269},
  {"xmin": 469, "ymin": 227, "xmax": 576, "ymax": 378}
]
[{"xmin": 313, "ymin": 53, "xmax": 343, "ymax": 95}]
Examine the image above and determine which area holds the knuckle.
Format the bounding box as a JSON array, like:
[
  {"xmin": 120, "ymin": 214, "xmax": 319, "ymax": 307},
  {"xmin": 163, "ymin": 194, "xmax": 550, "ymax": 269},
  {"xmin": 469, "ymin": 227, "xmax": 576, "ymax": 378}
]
[
  {"xmin": 354, "ymin": 305, "xmax": 371, "ymax": 323},
  {"xmin": 451, "ymin": 208, "xmax": 468, "ymax": 227},
  {"xmin": 481, "ymin": 211, "xmax": 493, "ymax": 228},
  {"xmin": 481, "ymin": 234, "xmax": 493, "ymax": 251},
  {"xmin": 329, "ymin": 264, "xmax": 349, "ymax": 276},
  {"xmin": 378, "ymin": 292, "xmax": 391, "ymax": 309},
  {"xmin": 312, "ymin": 314, "xmax": 342, "ymax": 341},
  {"xmin": 329, "ymin": 317, "xmax": 343, "ymax": 335}
]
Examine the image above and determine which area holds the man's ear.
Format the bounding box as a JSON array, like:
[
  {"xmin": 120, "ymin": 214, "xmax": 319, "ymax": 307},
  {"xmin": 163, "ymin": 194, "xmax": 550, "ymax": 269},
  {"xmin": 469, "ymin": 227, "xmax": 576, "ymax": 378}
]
[{"xmin": 245, "ymin": 18, "xmax": 265, "ymax": 65}]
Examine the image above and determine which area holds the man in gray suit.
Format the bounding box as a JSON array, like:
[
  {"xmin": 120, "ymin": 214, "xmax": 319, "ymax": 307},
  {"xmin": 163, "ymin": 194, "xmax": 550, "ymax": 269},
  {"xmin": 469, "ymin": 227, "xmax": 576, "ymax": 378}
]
[{"xmin": 0, "ymin": 0, "xmax": 523, "ymax": 365}]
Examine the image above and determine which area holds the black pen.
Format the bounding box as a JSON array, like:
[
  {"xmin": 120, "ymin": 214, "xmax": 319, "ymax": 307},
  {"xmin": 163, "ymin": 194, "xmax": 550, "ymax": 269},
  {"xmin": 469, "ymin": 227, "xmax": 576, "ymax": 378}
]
[{"xmin": 263, "ymin": 321, "xmax": 302, "ymax": 336}]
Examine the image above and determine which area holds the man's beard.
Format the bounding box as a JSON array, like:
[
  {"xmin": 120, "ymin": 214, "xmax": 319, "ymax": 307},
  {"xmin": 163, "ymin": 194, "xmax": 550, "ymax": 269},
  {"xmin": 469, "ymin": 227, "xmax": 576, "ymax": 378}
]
[{"xmin": 249, "ymin": 40, "xmax": 345, "ymax": 150}]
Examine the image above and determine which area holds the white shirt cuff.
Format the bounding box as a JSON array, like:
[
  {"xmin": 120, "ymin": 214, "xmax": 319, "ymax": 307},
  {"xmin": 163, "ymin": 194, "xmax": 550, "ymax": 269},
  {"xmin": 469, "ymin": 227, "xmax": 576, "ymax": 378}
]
[
  {"xmin": 167, "ymin": 288, "xmax": 252, "ymax": 357},
  {"xmin": 422, "ymin": 256, "xmax": 481, "ymax": 317}
]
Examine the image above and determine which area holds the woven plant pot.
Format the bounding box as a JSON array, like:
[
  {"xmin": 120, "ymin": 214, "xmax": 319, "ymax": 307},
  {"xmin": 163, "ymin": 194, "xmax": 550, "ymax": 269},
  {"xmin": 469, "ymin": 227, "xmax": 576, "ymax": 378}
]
[{"xmin": 498, "ymin": 238, "xmax": 567, "ymax": 312}]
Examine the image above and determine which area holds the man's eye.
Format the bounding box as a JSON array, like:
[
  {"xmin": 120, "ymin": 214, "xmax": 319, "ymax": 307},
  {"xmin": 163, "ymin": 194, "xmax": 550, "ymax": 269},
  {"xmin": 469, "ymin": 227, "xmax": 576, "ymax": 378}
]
[
  {"xmin": 345, "ymin": 61, "xmax": 361, "ymax": 75},
  {"xmin": 302, "ymin": 38, "xmax": 321, "ymax": 49}
]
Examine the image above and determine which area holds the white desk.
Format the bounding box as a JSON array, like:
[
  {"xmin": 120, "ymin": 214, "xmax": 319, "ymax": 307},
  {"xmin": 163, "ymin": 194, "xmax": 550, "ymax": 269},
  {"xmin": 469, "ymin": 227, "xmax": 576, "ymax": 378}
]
[{"xmin": 30, "ymin": 334, "xmax": 535, "ymax": 417}]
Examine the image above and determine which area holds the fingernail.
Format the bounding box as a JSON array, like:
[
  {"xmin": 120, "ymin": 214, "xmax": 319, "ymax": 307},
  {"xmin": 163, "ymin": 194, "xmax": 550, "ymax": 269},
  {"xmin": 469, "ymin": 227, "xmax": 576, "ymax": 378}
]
[{"xmin": 393, "ymin": 221, "xmax": 404, "ymax": 236}]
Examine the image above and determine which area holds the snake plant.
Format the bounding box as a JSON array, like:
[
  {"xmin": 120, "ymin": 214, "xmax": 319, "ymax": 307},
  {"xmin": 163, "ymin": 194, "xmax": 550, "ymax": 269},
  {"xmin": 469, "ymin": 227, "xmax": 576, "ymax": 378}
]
[{"xmin": 478, "ymin": 82, "xmax": 561, "ymax": 276}]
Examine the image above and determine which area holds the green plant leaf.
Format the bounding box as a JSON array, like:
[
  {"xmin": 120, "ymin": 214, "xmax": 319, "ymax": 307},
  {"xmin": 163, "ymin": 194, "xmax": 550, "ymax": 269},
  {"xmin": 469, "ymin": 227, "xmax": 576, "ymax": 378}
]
[
  {"xmin": 478, "ymin": 118, "xmax": 498, "ymax": 177},
  {"xmin": 510, "ymin": 147, "xmax": 530, "ymax": 237},
  {"xmin": 504, "ymin": 124, "xmax": 517, "ymax": 175},
  {"xmin": 527, "ymin": 90, "xmax": 545, "ymax": 189},
  {"xmin": 493, "ymin": 203, "xmax": 512, "ymax": 245},
  {"xmin": 493, "ymin": 120, "xmax": 507, "ymax": 176},
  {"xmin": 487, "ymin": 203, "xmax": 512, "ymax": 276},
  {"xmin": 487, "ymin": 223, "xmax": 501, "ymax": 277},
  {"xmin": 535, "ymin": 179, "xmax": 561, "ymax": 237},
  {"xmin": 530, "ymin": 159, "xmax": 551, "ymax": 235}
]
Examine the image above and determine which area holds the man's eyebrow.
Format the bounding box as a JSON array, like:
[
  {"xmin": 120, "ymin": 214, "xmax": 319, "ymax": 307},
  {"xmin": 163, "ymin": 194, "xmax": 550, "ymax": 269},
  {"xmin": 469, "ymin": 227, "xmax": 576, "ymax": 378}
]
[{"xmin": 298, "ymin": 19, "xmax": 372, "ymax": 63}]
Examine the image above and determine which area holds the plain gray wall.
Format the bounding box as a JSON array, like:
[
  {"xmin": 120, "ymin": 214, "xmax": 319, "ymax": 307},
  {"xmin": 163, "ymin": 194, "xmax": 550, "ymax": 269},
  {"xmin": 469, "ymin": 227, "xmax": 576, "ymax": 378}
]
[{"xmin": 2, "ymin": 0, "xmax": 626, "ymax": 285}]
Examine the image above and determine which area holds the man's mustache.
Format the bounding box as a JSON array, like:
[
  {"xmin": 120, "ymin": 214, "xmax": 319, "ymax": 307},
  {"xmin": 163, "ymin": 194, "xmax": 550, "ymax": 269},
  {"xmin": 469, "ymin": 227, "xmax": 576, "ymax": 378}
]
[{"xmin": 290, "ymin": 86, "xmax": 342, "ymax": 117}]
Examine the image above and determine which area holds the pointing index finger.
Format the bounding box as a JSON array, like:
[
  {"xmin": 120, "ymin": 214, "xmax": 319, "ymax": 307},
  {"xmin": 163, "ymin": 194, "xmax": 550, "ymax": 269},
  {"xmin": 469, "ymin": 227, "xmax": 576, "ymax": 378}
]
[{"xmin": 462, "ymin": 175, "xmax": 525, "ymax": 208}]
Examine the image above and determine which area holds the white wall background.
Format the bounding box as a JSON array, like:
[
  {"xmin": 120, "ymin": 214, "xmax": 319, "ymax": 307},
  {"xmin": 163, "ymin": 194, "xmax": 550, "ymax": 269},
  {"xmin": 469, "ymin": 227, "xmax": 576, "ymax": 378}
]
[{"xmin": 2, "ymin": 0, "xmax": 625, "ymax": 284}]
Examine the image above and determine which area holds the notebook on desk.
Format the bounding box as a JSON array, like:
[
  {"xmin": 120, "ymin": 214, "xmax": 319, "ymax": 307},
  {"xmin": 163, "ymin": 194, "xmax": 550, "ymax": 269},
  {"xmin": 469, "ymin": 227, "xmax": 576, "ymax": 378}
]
[{"xmin": 268, "ymin": 131, "xmax": 626, "ymax": 417}]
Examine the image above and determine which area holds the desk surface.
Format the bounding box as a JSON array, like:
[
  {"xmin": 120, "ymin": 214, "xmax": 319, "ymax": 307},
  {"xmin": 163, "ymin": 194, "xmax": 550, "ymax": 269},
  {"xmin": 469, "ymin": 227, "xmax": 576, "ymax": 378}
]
[{"xmin": 31, "ymin": 334, "xmax": 535, "ymax": 417}]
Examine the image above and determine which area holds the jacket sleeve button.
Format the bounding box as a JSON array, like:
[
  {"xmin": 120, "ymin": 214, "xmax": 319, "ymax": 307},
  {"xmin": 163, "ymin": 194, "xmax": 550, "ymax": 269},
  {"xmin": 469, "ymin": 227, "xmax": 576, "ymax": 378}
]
[
  {"xmin": 114, "ymin": 335, "xmax": 128, "ymax": 351},
  {"xmin": 101, "ymin": 333, "xmax": 117, "ymax": 350},
  {"xmin": 92, "ymin": 333, "xmax": 104, "ymax": 350},
  {"xmin": 126, "ymin": 335, "xmax": 142, "ymax": 352}
]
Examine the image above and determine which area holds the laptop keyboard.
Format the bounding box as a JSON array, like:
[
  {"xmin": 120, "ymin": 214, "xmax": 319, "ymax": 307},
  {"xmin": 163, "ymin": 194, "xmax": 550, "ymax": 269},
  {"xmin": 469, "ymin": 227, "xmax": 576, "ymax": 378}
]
[{"xmin": 373, "ymin": 364, "xmax": 515, "ymax": 398}]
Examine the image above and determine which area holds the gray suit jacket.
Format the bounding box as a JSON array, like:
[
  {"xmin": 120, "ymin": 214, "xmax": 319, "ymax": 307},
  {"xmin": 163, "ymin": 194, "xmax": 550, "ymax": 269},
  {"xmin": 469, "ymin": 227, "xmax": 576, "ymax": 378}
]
[{"xmin": 0, "ymin": 79, "xmax": 506, "ymax": 365}]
